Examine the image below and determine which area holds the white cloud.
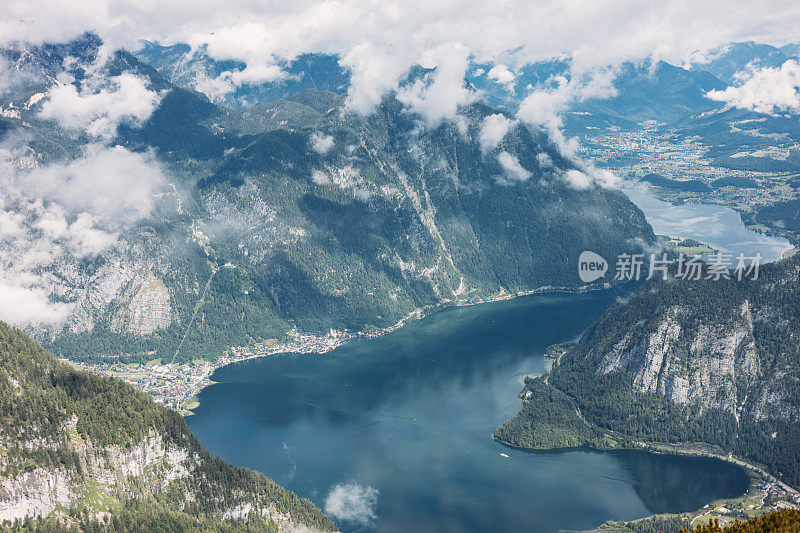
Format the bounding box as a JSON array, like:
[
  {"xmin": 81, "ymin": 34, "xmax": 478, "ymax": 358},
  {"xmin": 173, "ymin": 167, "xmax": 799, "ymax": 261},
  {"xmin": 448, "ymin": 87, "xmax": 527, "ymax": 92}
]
[
  {"xmin": 68, "ymin": 213, "xmax": 118, "ymax": 257},
  {"xmin": 562, "ymin": 169, "xmax": 593, "ymax": 190},
  {"xmin": 496, "ymin": 151, "xmax": 531, "ymax": 184},
  {"xmin": 0, "ymin": 277, "xmax": 74, "ymax": 328},
  {"xmin": 0, "ymin": 142, "xmax": 166, "ymax": 328},
  {"xmin": 487, "ymin": 64, "xmax": 516, "ymax": 86},
  {"xmin": 311, "ymin": 169, "xmax": 331, "ymax": 185},
  {"xmin": 0, "ymin": 209, "xmax": 25, "ymax": 239},
  {"xmin": 589, "ymin": 168, "xmax": 621, "ymax": 188},
  {"xmin": 26, "ymin": 144, "xmax": 166, "ymax": 222},
  {"xmin": 310, "ymin": 132, "xmax": 335, "ymax": 155},
  {"xmin": 0, "ymin": 57, "xmax": 40, "ymax": 97},
  {"xmin": 354, "ymin": 188, "xmax": 372, "ymax": 201},
  {"xmin": 537, "ymin": 152, "xmax": 553, "ymax": 168},
  {"xmin": 478, "ymin": 113, "xmax": 517, "ymax": 154},
  {"xmin": 324, "ymin": 483, "xmax": 379, "ymax": 527},
  {"xmin": 516, "ymin": 68, "xmax": 616, "ymax": 157},
  {"xmin": 39, "ymin": 73, "xmax": 162, "ymax": 140},
  {"xmin": 517, "ymin": 69, "xmax": 617, "ymax": 127},
  {"xmin": 7, "ymin": 0, "xmax": 797, "ymax": 128},
  {"xmin": 705, "ymin": 60, "xmax": 800, "ymax": 114},
  {"xmin": 396, "ymin": 42, "xmax": 477, "ymax": 126}
]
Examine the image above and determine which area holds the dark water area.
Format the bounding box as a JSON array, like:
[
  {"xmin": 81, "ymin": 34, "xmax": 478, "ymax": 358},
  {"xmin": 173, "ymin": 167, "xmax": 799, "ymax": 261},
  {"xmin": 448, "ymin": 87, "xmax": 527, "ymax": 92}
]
[{"xmin": 188, "ymin": 291, "xmax": 749, "ymax": 532}]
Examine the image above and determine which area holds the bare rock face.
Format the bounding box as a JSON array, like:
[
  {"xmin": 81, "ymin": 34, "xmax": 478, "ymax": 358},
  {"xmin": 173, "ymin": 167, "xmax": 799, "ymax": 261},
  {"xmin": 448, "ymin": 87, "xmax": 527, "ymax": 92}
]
[
  {"xmin": 594, "ymin": 304, "xmax": 760, "ymax": 415},
  {"xmin": 580, "ymin": 256, "xmax": 800, "ymax": 427},
  {"xmin": 0, "ymin": 468, "xmax": 75, "ymax": 522},
  {"xmin": 0, "ymin": 429, "xmax": 191, "ymax": 524},
  {"xmin": 109, "ymin": 271, "xmax": 172, "ymax": 335}
]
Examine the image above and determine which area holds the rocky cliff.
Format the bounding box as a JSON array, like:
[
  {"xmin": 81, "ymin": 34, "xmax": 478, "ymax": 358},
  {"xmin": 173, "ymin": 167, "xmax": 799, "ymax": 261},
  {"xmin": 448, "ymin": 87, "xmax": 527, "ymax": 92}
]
[
  {"xmin": 497, "ymin": 255, "xmax": 800, "ymax": 486},
  {"xmin": 0, "ymin": 321, "xmax": 335, "ymax": 531}
]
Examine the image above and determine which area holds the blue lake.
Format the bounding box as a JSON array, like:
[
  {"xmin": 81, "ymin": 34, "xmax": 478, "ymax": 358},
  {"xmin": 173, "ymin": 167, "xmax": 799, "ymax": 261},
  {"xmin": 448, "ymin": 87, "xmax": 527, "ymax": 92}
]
[
  {"xmin": 624, "ymin": 184, "xmax": 792, "ymax": 262},
  {"xmin": 188, "ymin": 290, "xmax": 749, "ymax": 532}
]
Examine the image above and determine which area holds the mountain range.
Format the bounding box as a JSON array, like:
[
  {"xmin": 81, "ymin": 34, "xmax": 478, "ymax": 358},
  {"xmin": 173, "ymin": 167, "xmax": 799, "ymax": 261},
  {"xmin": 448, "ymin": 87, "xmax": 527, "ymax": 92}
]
[{"xmin": 0, "ymin": 34, "xmax": 655, "ymax": 363}]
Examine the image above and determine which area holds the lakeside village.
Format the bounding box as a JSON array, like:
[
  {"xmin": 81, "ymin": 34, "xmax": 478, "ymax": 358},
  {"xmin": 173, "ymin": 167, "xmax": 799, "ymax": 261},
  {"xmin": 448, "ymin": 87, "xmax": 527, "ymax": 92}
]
[
  {"xmin": 597, "ymin": 474, "xmax": 800, "ymax": 532},
  {"xmin": 63, "ymin": 284, "xmax": 587, "ymax": 415},
  {"xmin": 64, "ymin": 327, "xmax": 364, "ymax": 415},
  {"xmin": 67, "ymin": 244, "xmax": 764, "ymax": 417}
]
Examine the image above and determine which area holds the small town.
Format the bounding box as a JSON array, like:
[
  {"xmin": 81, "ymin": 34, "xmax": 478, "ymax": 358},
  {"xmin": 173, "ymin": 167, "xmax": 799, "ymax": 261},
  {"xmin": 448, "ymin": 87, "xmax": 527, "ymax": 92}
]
[{"xmin": 64, "ymin": 328, "xmax": 358, "ymax": 414}]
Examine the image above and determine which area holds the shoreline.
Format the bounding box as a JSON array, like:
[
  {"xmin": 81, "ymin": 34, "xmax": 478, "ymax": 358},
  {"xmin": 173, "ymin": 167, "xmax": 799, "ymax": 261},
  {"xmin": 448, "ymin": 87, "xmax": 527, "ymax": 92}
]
[
  {"xmin": 181, "ymin": 281, "xmax": 613, "ymax": 414},
  {"xmin": 493, "ymin": 428, "xmax": 799, "ymax": 529},
  {"xmin": 73, "ymin": 281, "xmax": 614, "ymax": 416}
]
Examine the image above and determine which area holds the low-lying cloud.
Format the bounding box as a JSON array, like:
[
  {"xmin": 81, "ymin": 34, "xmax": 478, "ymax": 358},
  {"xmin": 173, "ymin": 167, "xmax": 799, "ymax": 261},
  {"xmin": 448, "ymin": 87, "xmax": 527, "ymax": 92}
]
[
  {"xmin": 324, "ymin": 483, "xmax": 379, "ymax": 527},
  {"xmin": 310, "ymin": 132, "xmax": 335, "ymax": 155},
  {"xmin": 39, "ymin": 72, "xmax": 162, "ymax": 140},
  {"xmin": 6, "ymin": 0, "xmax": 798, "ymax": 133},
  {"xmin": 24, "ymin": 144, "xmax": 166, "ymax": 222},
  {"xmin": 496, "ymin": 151, "xmax": 531, "ymax": 184},
  {"xmin": 479, "ymin": 113, "xmax": 517, "ymax": 154},
  {"xmin": 705, "ymin": 59, "xmax": 800, "ymax": 114},
  {"xmin": 0, "ymin": 142, "xmax": 167, "ymax": 328}
]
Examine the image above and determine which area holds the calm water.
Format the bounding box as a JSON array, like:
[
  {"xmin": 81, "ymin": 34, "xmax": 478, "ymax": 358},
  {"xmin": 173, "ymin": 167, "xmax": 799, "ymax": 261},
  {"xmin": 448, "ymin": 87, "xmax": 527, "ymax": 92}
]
[
  {"xmin": 624, "ymin": 184, "xmax": 792, "ymax": 261},
  {"xmin": 188, "ymin": 291, "xmax": 749, "ymax": 532}
]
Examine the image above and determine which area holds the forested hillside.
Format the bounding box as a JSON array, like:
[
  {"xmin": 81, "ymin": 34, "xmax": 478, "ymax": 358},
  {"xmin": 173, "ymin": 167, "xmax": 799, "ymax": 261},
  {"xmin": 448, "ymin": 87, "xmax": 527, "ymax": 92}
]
[
  {"xmin": 497, "ymin": 254, "xmax": 800, "ymax": 486},
  {"xmin": 0, "ymin": 35, "xmax": 656, "ymax": 363},
  {"xmin": 0, "ymin": 321, "xmax": 335, "ymax": 531}
]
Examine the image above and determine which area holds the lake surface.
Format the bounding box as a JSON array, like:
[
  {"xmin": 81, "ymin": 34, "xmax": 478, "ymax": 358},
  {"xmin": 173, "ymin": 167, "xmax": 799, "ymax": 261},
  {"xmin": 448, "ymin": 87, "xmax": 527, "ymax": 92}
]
[
  {"xmin": 188, "ymin": 291, "xmax": 749, "ymax": 532},
  {"xmin": 624, "ymin": 184, "xmax": 792, "ymax": 262}
]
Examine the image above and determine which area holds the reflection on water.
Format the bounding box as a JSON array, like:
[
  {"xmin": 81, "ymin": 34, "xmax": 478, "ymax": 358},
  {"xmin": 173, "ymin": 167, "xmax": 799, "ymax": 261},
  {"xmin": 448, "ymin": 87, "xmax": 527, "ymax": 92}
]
[
  {"xmin": 188, "ymin": 291, "xmax": 749, "ymax": 532},
  {"xmin": 623, "ymin": 184, "xmax": 791, "ymax": 262}
]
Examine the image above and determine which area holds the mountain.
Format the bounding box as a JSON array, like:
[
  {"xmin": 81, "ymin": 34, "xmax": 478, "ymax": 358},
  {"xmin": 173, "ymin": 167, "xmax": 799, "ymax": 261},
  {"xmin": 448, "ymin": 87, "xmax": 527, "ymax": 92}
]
[
  {"xmin": 465, "ymin": 58, "xmax": 729, "ymax": 131},
  {"xmin": 563, "ymin": 60, "xmax": 728, "ymax": 132},
  {"xmin": 780, "ymin": 43, "xmax": 800, "ymax": 58},
  {"xmin": 465, "ymin": 58, "xmax": 572, "ymax": 112},
  {"xmin": 134, "ymin": 42, "xmax": 349, "ymax": 108},
  {"xmin": 0, "ymin": 36, "xmax": 656, "ymax": 363},
  {"xmin": 693, "ymin": 42, "xmax": 791, "ymax": 86},
  {"xmin": 496, "ymin": 254, "xmax": 800, "ymax": 487},
  {"xmin": 0, "ymin": 321, "xmax": 335, "ymax": 530}
]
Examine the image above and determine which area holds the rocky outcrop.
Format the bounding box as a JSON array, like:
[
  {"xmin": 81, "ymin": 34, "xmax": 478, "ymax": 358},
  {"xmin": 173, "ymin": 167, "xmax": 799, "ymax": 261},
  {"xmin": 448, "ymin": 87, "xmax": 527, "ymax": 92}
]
[
  {"xmin": 593, "ymin": 303, "xmax": 761, "ymax": 415},
  {"xmin": 0, "ymin": 468, "xmax": 74, "ymax": 522},
  {"xmin": 0, "ymin": 321, "xmax": 335, "ymax": 530},
  {"xmin": 0, "ymin": 425, "xmax": 191, "ymax": 524},
  {"xmin": 575, "ymin": 255, "xmax": 800, "ymax": 425},
  {"xmin": 109, "ymin": 271, "xmax": 172, "ymax": 335}
]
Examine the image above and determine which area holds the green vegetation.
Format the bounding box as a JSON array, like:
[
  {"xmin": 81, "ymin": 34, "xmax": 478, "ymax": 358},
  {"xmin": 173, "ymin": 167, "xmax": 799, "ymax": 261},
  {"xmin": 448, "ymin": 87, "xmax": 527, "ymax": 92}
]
[
  {"xmin": 45, "ymin": 92, "xmax": 655, "ymax": 364},
  {"xmin": 497, "ymin": 255, "xmax": 800, "ymax": 487},
  {"xmin": 756, "ymin": 199, "xmax": 800, "ymax": 233},
  {"xmin": 544, "ymin": 341, "xmax": 576, "ymax": 359},
  {"xmin": 8, "ymin": 37, "xmax": 657, "ymax": 365},
  {"xmin": 624, "ymin": 515, "xmax": 690, "ymax": 533},
  {"xmin": 495, "ymin": 379, "xmax": 607, "ymax": 449},
  {"xmin": 711, "ymin": 176, "xmax": 759, "ymax": 189},
  {"xmin": 0, "ymin": 321, "xmax": 335, "ymax": 531},
  {"xmin": 642, "ymin": 173, "xmax": 711, "ymax": 193},
  {"xmin": 692, "ymin": 509, "xmax": 800, "ymax": 532}
]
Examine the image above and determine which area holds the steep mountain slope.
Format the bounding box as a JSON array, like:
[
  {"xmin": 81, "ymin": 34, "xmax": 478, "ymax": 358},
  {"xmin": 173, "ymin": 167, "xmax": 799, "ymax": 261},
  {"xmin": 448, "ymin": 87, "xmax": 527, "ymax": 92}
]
[
  {"xmin": 497, "ymin": 255, "xmax": 800, "ymax": 487},
  {"xmin": 134, "ymin": 42, "xmax": 349, "ymax": 108},
  {"xmin": 0, "ymin": 321, "xmax": 335, "ymax": 530},
  {"xmin": 0, "ymin": 36, "xmax": 656, "ymax": 363},
  {"xmin": 692, "ymin": 42, "xmax": 791, "ymax": 86},
  {"xmin": 564, "ymin": 61, "xmax": 728, "ymax": 132}
]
